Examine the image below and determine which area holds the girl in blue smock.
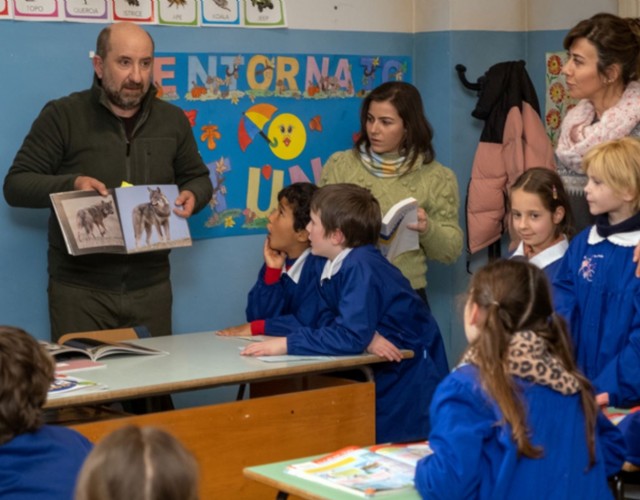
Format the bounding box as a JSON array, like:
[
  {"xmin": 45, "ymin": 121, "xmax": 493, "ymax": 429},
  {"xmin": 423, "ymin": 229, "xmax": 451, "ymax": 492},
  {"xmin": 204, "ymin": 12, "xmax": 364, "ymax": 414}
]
[
  {"xmin": 509, "ymin": 167, "xmax": 573, "ymax": 284},
  {"xmin": 415, "ymin": 259, "xmax": 625, "ymax": 500}
]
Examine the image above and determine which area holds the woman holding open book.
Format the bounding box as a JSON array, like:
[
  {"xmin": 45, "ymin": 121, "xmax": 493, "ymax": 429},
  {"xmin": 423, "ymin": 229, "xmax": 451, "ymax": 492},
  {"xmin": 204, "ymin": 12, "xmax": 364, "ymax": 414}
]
[{"xmin": 320, "ymin": 81, "xmax": 463, "ymax": 304}]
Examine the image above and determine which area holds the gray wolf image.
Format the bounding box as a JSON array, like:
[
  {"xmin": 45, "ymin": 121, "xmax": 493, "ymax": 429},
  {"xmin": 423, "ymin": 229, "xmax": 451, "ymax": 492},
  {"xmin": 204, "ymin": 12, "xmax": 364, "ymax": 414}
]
[
  {"xmin": 76, "ymin": 200, "xmax": 115, "ymax": 241},
  {"xmin": 132, "ymin": 187, "xmax": 172, "ymax": 247}
]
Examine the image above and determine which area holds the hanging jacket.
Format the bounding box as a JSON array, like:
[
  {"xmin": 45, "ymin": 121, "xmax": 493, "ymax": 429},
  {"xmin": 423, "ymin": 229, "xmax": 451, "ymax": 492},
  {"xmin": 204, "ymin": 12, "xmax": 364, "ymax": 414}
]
[{"xmin": 466, "ymin": 60, "xmax": 555, "ymax": 255}]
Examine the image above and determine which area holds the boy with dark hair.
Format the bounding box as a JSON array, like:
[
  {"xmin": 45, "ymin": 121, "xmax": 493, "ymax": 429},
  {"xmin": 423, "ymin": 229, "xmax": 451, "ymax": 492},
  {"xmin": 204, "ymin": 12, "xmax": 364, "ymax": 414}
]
[
  {"xmin": 242, "ymin": 183, "xmax": 449, "ymax": 443},
  {"xmin": 0, "ymin": 326, "xmax": 92, "ymax": 499},
  {"xmin": 219, "ymin": 182, "xmax": 325, "ymax": 336}
]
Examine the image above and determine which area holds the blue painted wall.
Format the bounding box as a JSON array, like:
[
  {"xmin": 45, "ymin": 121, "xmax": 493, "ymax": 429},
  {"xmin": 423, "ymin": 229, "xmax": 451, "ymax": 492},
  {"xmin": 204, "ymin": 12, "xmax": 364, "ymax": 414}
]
[
  {"xmin": 0, "ymin": 20, "xmax": 571, "ymax": 371},
  {"xmin": 0, "ymin": 22, "xmax": 413, "ymax": 342}
]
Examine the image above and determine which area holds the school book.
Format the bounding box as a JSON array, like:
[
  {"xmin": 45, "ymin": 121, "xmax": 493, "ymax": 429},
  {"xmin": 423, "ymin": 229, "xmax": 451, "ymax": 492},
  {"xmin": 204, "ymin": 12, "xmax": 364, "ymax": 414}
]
[
  {"xmin": 378, "ymin": 197, "xmax": 419, "ymax": 262},
  {"xmin": 285, "ymin": 441, "xmax": 432, "ymax": 497},
  {"xmin": 50, "ymin": 184, "xmax": 192, "ymax": 256},
  {"xmin": 47, "ymin": 375, "xmax": 108, "ymax": 399},
  {"xmin": 55, "ymin": 358, "xmax": 107, "ymax": 373},
  {"xmin": 40, "ymin": 337, "xmax": 166, "ymax": 362}
]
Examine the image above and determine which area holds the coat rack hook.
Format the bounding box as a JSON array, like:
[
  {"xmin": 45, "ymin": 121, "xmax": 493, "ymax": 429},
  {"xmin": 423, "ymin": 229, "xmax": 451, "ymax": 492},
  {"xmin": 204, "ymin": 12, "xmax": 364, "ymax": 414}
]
[{"xmin": 455, "ymin": 64, "xmax": 483, "ymax": 92}]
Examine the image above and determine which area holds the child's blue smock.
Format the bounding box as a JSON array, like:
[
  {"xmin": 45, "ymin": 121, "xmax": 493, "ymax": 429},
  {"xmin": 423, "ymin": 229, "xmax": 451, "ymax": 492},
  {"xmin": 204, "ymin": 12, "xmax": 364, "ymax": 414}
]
[
  {"xmin": 287, "ymin": 245, "xmax": 449, "ymax": 443},
  {"xmin": 414, "ymin": 363, "xmax": 625, "ymax": 500}
]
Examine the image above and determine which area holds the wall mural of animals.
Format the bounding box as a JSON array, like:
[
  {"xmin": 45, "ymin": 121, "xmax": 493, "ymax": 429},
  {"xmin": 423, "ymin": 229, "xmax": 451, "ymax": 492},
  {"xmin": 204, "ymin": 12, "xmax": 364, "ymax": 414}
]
[
  {"xmin": 132, "ymin": 187, "xmax": 172, "ymax": 247},
  {"xmin": 76, "ymin": 200, "xmax": 115, "ymax": 241}
]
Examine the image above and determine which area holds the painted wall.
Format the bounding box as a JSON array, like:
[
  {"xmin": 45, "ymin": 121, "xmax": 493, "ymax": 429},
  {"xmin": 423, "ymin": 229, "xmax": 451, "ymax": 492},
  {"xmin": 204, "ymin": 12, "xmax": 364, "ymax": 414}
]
[{"xmin": 0, "ymin": 0, "xmax": 619, "ymax": 374}]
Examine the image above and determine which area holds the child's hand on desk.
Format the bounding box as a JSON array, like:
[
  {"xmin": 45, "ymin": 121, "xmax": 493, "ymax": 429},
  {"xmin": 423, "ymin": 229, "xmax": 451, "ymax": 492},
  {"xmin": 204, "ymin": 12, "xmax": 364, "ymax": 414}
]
[
  {"xmin": 366, "ymin": 332, "xmax": 402, "ymax": 362},
  {"xmin": 217, "ymin": 324, "xmax": 251, "ymax": 336},
  {"xmin": 264, "ymin": 237, "xmax": 286, "ymax": 269},
  {"xmin": 241, "ymin": 337, "xmax": 287, "ymax": 356}
]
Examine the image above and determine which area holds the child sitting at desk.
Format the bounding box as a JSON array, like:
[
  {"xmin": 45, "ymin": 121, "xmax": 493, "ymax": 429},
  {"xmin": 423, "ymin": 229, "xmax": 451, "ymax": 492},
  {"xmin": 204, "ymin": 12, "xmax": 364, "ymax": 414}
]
[
  {"xmin": 414, "ymin": 260, "xmax": 625, "ymax": 499},
  {"xmin": 241, "ymin": 183, "xmax": 449, "ymax": 443},
  {"xmin": 0, "ymin": 326, "xmax": 93, "ymax": 499},
  {"xmin": 218, "ymin": 182, "xmax": 325, "ymax": 337}
]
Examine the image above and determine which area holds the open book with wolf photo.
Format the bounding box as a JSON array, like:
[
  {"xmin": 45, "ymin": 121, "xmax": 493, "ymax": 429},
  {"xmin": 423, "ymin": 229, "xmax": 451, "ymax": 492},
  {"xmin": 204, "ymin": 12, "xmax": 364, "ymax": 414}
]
[{"xmin": 50, "ymin": 184, "xmax": 192, "ymax": 256}]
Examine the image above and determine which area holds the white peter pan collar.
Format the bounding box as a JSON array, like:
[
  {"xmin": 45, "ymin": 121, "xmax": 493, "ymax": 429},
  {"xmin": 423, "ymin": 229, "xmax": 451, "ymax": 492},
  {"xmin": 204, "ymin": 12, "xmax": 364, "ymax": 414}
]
[{"xmin": 320, "ymin": 248, "xmax": 353, "ymax": 283}]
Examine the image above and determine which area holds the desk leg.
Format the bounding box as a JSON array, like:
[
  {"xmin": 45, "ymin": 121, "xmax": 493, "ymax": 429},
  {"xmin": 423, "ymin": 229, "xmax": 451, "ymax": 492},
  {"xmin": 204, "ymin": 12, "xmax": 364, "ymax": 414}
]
[
  {"xmin": 236, "ymin": 384, "xmax": 247, "ymax": 400},
  {"xmin": 358, "ymin": 365, "xmax": 374, "ymax": 382},
  {"xmin": 276, "ymin": 491, "xmax": 289, "ymax": 500}
]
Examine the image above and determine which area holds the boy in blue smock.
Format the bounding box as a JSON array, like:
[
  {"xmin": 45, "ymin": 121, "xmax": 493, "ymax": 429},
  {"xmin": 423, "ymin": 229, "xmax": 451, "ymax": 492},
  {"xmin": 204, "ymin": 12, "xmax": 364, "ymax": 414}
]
[
  {"xmin": 242, "ymin": 183, "xmax": 449, "ymax": 443},
  {"xmin": 553, "ymin": 137, "xmax": 640, "ymax": 409},
  {"xmin": 218, "ymin": 183, "xmax": 326, "ymax": 337}
]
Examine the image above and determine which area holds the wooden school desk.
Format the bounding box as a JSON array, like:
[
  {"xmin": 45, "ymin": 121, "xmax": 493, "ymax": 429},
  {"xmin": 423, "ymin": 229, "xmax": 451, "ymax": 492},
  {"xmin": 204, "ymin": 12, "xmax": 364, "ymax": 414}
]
[
  {"xmin": 244, "ymin": 455, "xmax": 422, "ymax": 500},
  {"xmin": 45, "ymin": 331, "xmax": 413, "ymax": 409},
  {"xmin": 55, "ymin": 331, "xmax": 414, "ymax": 499}
]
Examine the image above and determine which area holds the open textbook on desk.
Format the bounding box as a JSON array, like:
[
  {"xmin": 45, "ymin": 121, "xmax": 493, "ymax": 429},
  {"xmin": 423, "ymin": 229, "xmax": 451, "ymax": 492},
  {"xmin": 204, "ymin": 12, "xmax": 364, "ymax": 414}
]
[
  {"xmin": 286, "ymin": 441, "xmax": 432, "ymax": 497},
  {"xmin": 41, "ymin": 337, "xmax": 166, "ymax": 363}
]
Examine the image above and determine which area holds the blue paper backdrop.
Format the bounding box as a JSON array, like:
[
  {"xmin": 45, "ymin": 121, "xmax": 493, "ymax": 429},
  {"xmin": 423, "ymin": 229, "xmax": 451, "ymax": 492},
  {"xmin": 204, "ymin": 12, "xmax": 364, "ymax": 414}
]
[{"xmin": 154, "ymin": 52, "xmax": 411, "ymax": 239}]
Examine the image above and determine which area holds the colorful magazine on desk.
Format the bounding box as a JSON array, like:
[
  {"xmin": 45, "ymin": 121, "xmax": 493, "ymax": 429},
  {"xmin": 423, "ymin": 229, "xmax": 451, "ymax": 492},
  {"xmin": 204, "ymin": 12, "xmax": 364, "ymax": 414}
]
[
  {"xmin": 50, "ymin": 184, "xmax": 191, "ymax": 256},
  {"xmin": 40, "ymin": 337, "xmax": 166, "ymax": 362},
  {"xmin": 378, "ymin": 197, "xmax": 419, "ymax": 262},
  {"xmin": 285, "ymin": 441, "xmax": 432, "ymax": 497}
]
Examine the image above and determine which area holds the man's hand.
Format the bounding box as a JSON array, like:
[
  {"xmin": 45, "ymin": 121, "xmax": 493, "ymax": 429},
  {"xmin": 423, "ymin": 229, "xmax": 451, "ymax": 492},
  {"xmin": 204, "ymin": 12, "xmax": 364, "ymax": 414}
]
[
  {"xmin": 174, "ymin": 189, "xmax": 196, "ymax": 218},
  {"xmin": 217, "ymin": 323, "xmax": 251, "ymax": 337},
  {"xmin": 366, "ymin": 332, "xmax": 403, "ymax": 362},
  {"xmin": 74, "ymin": 176, "xmax": 108, "ymax": 196},
  {"xmin": 264, "ymin": 237, "xmax": 286, "ymax": 269},
  {"xmin": 241, "ymin": 337, "xmax": 287, "ymax": 357}
]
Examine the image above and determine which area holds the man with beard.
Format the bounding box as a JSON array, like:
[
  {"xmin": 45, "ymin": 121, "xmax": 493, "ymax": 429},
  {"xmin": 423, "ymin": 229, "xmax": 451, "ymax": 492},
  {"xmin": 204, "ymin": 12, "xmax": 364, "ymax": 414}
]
[{"xmin": 4, "ymin": 23, "xmax": 213, "ymax": 343}]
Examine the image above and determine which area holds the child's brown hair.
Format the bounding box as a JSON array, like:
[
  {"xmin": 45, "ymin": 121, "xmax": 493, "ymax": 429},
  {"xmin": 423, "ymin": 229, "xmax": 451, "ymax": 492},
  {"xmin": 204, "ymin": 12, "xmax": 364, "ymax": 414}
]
[
  {"xmin": 0, "ymin": 326, "xmax": 54, "ymax": 445},
  {"xmin": 310, "ymin": 183, "xmax": 381, "ymax": 248},
  {"xmin": 466, "ymin": 260, "xmax": 598, "ymax": 464}
]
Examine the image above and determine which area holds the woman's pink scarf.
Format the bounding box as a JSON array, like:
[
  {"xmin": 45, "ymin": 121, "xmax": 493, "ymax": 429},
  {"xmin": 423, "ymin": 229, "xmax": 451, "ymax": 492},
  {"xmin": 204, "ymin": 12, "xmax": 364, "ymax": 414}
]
[{"xmin": 556, "ymin": 81, "xmax": 640, "ymax": 172}]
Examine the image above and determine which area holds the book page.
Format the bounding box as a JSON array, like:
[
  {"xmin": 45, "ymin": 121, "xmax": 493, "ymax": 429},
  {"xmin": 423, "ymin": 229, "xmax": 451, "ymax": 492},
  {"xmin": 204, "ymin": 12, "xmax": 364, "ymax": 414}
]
[
  {"xmin": 286, "ymin": 446, "xmax": 417, "ymax": 496},
  {"xmin": 115, "ymin": 184, "xmax": 192, "ymax": 254},
  {"xmin": 379, "ymin": 197, "xmax": 419, "ymax": 262},
  {"xmin": 50, "ymin": 190, "xmax": 125, "ymax": 256}
]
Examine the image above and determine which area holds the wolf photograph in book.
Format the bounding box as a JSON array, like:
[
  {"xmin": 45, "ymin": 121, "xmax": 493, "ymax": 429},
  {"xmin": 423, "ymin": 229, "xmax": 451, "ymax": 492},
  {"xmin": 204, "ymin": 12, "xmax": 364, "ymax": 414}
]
[
  {"xmin": 76, "ymin": 199, "xmax": 116, "ymax": 242},
  {"xmin": 69, "ymin": 195, "xmax": 124, "ymax": 250},
  {"xmin": 132, "ymin": 187, "xmax": 172, "ymax": 248},
  {"xmin": 51, "ymin": 184, "xmax": 191, "ymax": 256}
]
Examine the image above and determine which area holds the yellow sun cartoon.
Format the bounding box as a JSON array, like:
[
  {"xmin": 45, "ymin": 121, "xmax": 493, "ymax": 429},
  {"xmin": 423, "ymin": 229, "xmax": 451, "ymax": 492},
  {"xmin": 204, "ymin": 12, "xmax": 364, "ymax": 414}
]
[{"xmin": 267, "ymin": 113, "xmax": 307, "ymax": 160}]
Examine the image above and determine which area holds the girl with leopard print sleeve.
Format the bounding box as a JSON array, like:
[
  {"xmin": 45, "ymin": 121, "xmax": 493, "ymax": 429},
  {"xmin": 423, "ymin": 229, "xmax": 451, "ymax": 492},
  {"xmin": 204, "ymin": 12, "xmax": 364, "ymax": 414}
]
[{"xmin": 414, "ymin": 259, "xmax": 625, "ymax": 500}]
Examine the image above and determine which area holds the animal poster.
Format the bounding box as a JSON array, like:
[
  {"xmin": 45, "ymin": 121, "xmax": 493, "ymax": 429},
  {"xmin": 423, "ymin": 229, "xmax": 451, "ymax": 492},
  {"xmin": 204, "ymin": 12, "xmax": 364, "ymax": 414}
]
[
  {"xmin": 200, "ymin": 0, "xmax": 239, "ymax": 26},
  {"xmin": 12, "ymin": 0, "xmax": 62, "ymax": 20},
  {"xmin": 243, "ymin": 0, "xmax": 285, "ymax": 27},
  {"xmin": 112, "ymin": 0, "xmax": 154, "ymax": 22},
  {"xmin": 64, "ymin": 0, "xmax": 109, "ymax": 21},
  {"xmin": 50, "ymin": 184, "xmax": 191, "ymax": 256},
  {"xmin": 157, "ymin": 0, "xmax": 197, "ymax": 26},
  {"xmin": 153, "ymin": 51, "xmax": 411, "ymax": 240}
]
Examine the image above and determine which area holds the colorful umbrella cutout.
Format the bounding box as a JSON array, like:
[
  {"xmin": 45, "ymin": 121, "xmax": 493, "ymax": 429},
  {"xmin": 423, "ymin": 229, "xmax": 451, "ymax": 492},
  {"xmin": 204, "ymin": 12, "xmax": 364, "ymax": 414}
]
[{"xmin": 238, "ymin": 103, "xmax": 278, "ymax": 152}]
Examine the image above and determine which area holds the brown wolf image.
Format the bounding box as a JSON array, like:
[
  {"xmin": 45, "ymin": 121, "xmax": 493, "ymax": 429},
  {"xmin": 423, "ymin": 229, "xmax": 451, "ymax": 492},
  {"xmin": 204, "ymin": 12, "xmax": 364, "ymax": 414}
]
[
  {"xmin": 132, "ymin": 187, "xmax": 171, "ymax": 247},
  {"xmin": 76, "ymin": 200, "xmax": 115, "ymax": 241}
]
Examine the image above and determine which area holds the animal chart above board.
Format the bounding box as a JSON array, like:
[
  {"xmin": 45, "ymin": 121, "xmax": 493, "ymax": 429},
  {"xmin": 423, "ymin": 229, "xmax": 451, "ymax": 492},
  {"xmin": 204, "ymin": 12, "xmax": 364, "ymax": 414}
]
[{"xmin": 154, "ymin": 52, "xmax": 411, "ymax": 240}]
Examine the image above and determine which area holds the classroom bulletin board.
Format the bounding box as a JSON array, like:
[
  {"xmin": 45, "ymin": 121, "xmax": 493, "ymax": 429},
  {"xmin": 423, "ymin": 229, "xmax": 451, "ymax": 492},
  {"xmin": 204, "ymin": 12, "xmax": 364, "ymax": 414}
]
[{"xmin": 154, "ymin": 52, "xmax": 412, "ymax": 240}]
